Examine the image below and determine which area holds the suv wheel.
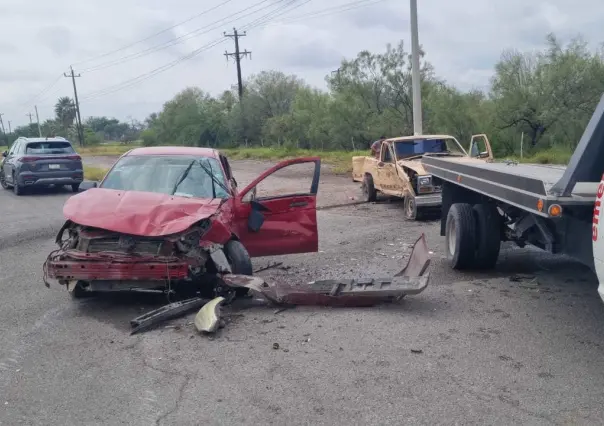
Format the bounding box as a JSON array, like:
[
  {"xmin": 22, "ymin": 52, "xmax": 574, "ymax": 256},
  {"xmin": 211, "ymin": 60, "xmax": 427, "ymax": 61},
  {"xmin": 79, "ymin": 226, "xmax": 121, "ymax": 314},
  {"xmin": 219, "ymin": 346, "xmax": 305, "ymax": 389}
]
[
  {"xmin": 12, "ymin": 173, "xmax": 23, "ymax": 196},
  {"xmin": 0, "ymin": 170, "xmax": 8, "ymax": 190},
  {"xmin": 71, "ymin": 183, "xmax": 80, "ymax": 192}
]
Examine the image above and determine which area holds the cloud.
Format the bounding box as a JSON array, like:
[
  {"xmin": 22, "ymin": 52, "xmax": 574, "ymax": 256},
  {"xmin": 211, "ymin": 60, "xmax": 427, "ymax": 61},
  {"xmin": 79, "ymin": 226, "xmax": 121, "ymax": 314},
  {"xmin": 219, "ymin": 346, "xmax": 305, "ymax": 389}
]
[{"xmin": 0, "ymin": 0, "xmax": 603, "ymax": 129}]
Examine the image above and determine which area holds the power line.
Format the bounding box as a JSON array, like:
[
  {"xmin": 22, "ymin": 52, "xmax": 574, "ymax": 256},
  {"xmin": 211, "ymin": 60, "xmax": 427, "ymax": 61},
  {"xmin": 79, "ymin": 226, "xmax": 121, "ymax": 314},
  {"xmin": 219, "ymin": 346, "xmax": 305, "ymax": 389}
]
[
  {"xmin": 16, "ymin": 74, "xmax": 63, "ymax": 108},
  {"xmin": 259, "ymin": 0, "xmax": 387, "ymax": 27},
  {"xmin": 78, "ymin": 2, "xmax": 302, "ymax": 102},
  {"xmin": 71, "ymin": 0, "xmax": 236, "ymax": 67},
  {"xmin": 79, "ymin": 0, "xmax": 380, "ymax": 102},
  {"xmin": 80, "ymin": 0, "xmax": 277, "ymax": 73}
]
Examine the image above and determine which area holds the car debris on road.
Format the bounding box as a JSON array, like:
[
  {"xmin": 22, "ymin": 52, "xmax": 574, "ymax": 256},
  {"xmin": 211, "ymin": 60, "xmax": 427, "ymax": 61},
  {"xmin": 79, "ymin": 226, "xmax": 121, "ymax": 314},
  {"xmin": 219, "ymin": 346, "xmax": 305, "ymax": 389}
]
[{"xmin": 128, "ymin": 233, "xmax": 431, "ymax": 335}]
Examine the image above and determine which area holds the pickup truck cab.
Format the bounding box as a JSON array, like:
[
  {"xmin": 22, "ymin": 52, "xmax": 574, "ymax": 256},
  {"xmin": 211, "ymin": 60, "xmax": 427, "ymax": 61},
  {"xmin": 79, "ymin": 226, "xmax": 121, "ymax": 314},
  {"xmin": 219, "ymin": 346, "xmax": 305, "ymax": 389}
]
[{"xmin": 352, "ymin": 134, "xmax": 493, "ymax": 220}]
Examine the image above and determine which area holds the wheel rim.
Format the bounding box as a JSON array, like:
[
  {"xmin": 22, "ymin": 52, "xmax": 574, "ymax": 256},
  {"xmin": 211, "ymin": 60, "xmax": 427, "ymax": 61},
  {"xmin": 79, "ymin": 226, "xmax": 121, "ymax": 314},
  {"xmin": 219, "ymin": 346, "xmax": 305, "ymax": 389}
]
[
  {"xmin": 406, "ymin": 198, "xmax": 415, "ymax": 218},
  {"xmin": 362, "ymin": 181, "xmax": 368, "ymax": 195},
  {"xmin": 448, "ymin": 219, "xmax": 456, "ymax": 255}
]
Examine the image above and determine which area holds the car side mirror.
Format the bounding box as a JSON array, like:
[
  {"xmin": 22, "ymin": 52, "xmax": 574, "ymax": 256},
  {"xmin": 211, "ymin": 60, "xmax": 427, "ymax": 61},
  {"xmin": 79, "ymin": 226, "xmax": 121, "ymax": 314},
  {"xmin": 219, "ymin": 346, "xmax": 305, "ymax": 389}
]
[
  {"xmin": 79, "ymin": 181, "xmax": 98, "ymax": 191},
  {"xmin": 2, "ymin": 151, "xmax": 6, "ymax": 157}
]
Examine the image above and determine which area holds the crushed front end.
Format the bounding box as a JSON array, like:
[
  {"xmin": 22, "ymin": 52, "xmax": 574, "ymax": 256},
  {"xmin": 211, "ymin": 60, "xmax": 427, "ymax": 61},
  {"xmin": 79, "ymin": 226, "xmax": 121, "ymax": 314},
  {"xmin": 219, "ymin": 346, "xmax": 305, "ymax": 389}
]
[{"xmin": 43, "ymin": 220, "xmax": 232, "ymax": 297}]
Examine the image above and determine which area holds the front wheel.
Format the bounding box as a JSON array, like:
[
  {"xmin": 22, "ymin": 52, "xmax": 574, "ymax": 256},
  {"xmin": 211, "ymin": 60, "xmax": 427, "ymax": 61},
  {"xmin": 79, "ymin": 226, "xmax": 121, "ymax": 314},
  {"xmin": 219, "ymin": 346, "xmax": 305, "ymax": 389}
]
[
  {"xmin": 0, "ymin": 169, "xmax": 8, "ymax": 190},
  {"xmin": 403, "ymin": 195, "xmax": 422, "ymax": 221},
  {"xmin": 224, "ymin": 240, "xmax": 253, "ymax": 297}
]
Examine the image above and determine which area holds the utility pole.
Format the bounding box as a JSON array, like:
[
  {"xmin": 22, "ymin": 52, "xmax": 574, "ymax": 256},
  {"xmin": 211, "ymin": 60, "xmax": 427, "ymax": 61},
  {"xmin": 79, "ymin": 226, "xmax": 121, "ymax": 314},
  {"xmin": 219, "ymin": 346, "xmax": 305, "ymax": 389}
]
[
  {"xmin": 410, "ymin": 0, "xmax": 423, "ymax": 135},
  {"xmin": 34, "ymin": 105, "xmax": 42, "ymax": 137},
  {"xmin": 64, "ymin": 66, "xmax": 85, "ymax": 146},
  {"xmin": 224, "ymin": 28, "xmax": 251, "ymax": 102},
  {"xmin": 26, "ymin": 112, "xmax": 34, "ymax": 124},
  {"xmin": 0, "ymin": 113, "xmax": 5, "ymax": 135},
  {"xmin": 8, "ymin": 121, "xmax": 11, "ymax": 134}
]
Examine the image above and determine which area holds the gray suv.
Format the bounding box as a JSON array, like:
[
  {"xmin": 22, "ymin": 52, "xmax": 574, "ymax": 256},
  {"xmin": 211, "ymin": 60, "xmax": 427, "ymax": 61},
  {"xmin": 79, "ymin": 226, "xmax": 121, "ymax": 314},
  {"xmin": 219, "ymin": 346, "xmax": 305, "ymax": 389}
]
[{"xmin": 0, "ymin": 137, "xmax": 84, "ymax": 195}]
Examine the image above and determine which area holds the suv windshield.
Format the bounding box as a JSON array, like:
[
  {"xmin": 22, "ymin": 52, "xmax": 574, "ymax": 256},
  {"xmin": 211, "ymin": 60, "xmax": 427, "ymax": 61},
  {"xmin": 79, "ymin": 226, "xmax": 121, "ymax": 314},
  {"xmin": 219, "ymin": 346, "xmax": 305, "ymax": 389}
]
[
  {"xmin": 394, "ymin": 138, "xmax": 465, "ymax": 159},
  {"xmin": 100, "ymin": 155, "xmax": 230, "ymax": 199},
  {"xmin": 26, "ymin": 141, "xmax": 75, "ymax": 154}
]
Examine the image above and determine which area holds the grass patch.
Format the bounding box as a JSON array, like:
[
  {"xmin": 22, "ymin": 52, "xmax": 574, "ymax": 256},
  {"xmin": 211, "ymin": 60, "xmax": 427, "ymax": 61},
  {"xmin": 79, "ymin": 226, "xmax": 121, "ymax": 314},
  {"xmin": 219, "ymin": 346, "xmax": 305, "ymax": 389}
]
[
  {"xmin": 77, "ymin": 142, "xmax": 141, "ymax": 157},
  {"xmin": 84, "ymin": 165, "xmax": 109, "ymax": 181},
  {"xmin": 221, "ymin": 147, "xmax": 364, "ymax": 174}
]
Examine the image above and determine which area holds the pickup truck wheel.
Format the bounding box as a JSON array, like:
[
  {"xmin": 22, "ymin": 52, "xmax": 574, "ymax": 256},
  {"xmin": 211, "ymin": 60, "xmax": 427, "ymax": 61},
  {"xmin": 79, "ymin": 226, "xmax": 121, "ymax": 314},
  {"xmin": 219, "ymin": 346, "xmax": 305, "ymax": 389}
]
[
  {"xmin": 224, "ymin": 240, "xmax": 253, "ymax": 297},
  {"xmin": 362, "ymin": 174, "xmax": 377, "ymax": 202},
  {"xmin": 403, "ymin": 196, "xmax": 423, "ymax": 220},
  {"xmin": 446, "ymin": 203, "xmax": 476, "ymax": 269},
  {"xmin": 473, "ymin": 204, "xmax": 501, "ymax": 269}
]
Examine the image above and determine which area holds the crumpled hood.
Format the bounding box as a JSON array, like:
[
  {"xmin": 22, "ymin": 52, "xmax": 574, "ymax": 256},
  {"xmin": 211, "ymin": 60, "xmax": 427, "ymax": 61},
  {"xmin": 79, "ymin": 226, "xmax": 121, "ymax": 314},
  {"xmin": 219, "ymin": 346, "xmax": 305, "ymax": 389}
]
[
  {"xmin": 397, "ymin": 158, "xmax": 428, "ymax": 175},
  {"xmin": 63, "ymin": 188, "xmax": 223, "ymax": 237}
]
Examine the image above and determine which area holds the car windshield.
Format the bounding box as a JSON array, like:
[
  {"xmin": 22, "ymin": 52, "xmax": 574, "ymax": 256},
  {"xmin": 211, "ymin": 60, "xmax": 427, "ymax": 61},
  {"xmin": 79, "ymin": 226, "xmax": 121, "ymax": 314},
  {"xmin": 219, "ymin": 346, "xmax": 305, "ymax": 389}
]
[
  {"xmin": 25, "ymin": 141, "xmax": 75, "ymax": 154},
  {"xmin": 100, "ymin": 155, "xmax": 230, "ymax": 199},
  {"xmin": 393, "ymin": 138, "xmax": 466, "ymax": 159}
]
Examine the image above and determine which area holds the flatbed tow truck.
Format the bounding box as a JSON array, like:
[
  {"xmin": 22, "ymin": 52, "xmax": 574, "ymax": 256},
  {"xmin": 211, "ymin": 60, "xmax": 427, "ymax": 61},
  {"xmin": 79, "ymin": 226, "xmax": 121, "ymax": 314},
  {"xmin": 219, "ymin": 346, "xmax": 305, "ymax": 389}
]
[{"xmin": 421, "ymin": 93, "xmax": 604, "ymax": 303}]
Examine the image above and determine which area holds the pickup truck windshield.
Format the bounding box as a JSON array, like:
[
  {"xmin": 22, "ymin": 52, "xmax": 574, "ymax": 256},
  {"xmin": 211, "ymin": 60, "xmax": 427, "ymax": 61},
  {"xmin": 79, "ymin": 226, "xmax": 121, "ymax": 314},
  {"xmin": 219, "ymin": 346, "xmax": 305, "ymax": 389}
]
[
  {"xmin": 394, "ymin": 138, "xmax": 465, "ymax": 158},
  {"xmin": 100, "ymin": 155, "xmax": 230, "ymax": 199}
]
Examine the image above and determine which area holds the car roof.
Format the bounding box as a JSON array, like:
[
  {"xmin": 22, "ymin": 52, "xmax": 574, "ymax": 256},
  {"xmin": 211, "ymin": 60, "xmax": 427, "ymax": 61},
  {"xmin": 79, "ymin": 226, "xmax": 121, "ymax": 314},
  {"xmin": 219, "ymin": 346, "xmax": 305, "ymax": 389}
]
[
  {"xmin": 386, "ymin": 134, "xmax": 456, "ymax": 143},
  {"xmin": 18, "ymin": 137, "xmax": 71, "ymax": 143},
  {"xmin": 125, "ymin": 146, "xmax": 221, "ymax": 159}
]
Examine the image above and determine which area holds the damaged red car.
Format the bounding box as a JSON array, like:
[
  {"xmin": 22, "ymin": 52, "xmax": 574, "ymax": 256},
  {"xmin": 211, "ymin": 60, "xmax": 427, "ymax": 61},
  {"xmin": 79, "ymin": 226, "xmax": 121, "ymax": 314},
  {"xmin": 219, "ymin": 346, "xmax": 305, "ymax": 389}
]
[{"xmin": 43, "ymin": 146, "xmax": 320, "ymax": 300}]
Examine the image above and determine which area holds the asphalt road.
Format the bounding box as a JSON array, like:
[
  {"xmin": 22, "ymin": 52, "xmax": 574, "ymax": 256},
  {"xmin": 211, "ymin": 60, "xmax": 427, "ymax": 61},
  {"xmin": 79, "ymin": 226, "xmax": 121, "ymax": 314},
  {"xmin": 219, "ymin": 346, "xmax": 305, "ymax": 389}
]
[{"xmin": 1, "ymin": 160, "xmax": 604, "ymax": 425}]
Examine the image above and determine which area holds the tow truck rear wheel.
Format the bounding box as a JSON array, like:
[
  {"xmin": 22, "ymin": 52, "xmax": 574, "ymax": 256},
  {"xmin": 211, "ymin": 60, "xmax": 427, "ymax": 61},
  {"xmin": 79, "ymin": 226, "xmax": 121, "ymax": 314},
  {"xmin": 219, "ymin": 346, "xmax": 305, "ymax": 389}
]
[
  {"xmin": 473, "ymin": 203, "xmax": 501, "ymax": 269},
  {"xmin": 445, "ymin": 203, "xmax": 477, "ymax": 269},
  {"xmin": 362, "ymin": 174, "xmax": 377, "ymax": 202},
  {"xmin": 224, "ymin": 240, "xmax": 253, "ymax": 298}
]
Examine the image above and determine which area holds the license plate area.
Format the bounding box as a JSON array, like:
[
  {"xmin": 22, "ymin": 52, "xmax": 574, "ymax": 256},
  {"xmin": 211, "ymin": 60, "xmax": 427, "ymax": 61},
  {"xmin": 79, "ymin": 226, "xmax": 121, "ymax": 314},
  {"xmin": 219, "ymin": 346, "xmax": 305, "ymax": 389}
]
[{"xmin": 48, "ymin": 164, "xmax": 60, "ymax": 170}]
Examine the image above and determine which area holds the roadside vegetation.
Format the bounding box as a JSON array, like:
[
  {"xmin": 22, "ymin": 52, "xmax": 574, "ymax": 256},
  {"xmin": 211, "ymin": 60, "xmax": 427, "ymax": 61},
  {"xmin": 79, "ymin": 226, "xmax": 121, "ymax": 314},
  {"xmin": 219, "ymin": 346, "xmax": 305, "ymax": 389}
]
[{"xmin": 3, "ymin": 32, "xmax": 603, "ymax": 170}]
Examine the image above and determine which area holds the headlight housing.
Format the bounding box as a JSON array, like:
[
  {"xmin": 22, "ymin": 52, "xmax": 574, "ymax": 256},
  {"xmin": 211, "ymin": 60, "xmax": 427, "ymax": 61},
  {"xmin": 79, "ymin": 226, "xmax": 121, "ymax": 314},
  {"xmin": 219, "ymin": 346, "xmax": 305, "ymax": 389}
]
[{"xmin": 417, "ymin": 175, "xmax": 432, "ymax": 187}]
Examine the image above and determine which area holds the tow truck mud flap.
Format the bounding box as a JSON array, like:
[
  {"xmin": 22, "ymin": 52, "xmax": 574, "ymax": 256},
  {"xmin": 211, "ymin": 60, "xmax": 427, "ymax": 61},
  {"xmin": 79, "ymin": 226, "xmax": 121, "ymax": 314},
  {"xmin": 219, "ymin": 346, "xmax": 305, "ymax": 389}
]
[{"xmin": 223, "ymin": 233, "xmax": 431, "ymax": 307}]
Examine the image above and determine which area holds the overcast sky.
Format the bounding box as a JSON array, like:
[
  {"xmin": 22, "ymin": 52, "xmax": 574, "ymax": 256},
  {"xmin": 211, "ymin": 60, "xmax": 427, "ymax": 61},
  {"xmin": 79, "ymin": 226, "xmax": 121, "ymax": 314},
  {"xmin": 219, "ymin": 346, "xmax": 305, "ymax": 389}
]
[{"xmin": 0, "ymin": 0, "xmax": 601, "ymax": 129}]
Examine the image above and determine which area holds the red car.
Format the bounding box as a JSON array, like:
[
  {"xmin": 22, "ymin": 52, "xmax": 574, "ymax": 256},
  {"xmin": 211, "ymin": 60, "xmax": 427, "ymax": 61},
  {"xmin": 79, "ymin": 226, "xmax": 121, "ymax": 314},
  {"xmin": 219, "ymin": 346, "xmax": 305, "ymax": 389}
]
[{"xmin": 44, "ymin": 146, "xmax": 320, "ymax": 300}]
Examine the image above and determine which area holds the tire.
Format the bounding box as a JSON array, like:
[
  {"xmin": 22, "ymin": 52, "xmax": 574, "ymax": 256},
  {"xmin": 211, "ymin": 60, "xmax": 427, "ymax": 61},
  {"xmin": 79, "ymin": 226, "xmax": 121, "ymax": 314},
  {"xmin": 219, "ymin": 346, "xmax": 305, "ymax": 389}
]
[
  {"xmin": 403, "ymin": 195, "xmax": 422, "ymax": 221},
  {"xmin": 68, "ymin": 281, "xmax": 92, "ymax": 300},
  {"xmin": 445, "ymin": 203, "xmax": 477, "ymax": 269},
  {"xmin": 0, "ymin": 169, "xmax": 8, "ymax": 190},
  {"xmin": 12, "ymin": 173, "xmax": 22, "ymax": 196},
  {"xmin": 71, "ymin": 183, "xmax": 80, "ymax": 192},
  {"xmin": 362, "ymin": 174, "xmax": 377, "ymax": 202},
  {"xmin": 224, "ymin": 240, "xmax": 253, "ymax": 297},
  {"xmin": 473, "ymin": 203, "xmax": 501, "ymax": 269}
]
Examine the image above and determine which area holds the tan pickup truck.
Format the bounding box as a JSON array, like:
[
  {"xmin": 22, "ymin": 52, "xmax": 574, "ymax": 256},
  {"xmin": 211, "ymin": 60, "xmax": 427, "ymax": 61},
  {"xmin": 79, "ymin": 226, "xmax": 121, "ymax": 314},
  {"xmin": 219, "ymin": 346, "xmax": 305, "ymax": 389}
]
[{"xmin": 352, "ymin": 134, "xmax": 493, "ymax": 220}]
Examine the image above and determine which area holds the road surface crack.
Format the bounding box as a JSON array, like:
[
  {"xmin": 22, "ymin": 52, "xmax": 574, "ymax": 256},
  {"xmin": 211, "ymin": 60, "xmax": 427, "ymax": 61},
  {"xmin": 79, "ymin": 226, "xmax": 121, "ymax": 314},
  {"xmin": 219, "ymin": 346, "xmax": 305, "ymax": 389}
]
[{"xmin": 155, "ymin": 374, "xmax": 191, "ymax": 426}]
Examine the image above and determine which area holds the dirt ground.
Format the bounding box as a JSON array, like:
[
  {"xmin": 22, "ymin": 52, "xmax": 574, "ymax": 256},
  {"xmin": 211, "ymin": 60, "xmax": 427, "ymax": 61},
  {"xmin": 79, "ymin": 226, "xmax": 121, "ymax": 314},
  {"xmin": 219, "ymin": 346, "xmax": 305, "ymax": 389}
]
[{"xmin": 1, "ymin": 157, "xmax": 604, "ymax": 425}]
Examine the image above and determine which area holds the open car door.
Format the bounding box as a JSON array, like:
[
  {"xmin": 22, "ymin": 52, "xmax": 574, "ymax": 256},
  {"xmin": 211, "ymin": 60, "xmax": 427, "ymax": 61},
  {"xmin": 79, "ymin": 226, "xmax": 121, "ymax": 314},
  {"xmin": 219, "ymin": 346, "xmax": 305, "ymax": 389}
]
[
  {"xmin": 234, "ymin": 157, "xmax": 320, "ymax": 258},
  {"xmin": 468, "ymin": 134, "xmax": 494, "ymax": 161}
]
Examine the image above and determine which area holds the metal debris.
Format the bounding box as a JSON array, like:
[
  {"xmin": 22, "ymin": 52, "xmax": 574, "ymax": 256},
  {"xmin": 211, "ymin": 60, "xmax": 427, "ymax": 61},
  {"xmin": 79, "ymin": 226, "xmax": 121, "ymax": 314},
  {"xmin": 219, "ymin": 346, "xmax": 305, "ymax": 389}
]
[
  {"xmin": 130, "ymin": 297, "xmax": 208, "ymax": 335},
  {"xmin": 223, "ymin": 233, "xmax": 431, "ymax": 307},
  {"xmin": 194, "ymin": 296, "xmax": 226, "ymax": 333},
  {"xmin": 254, "ymin": 262, "xmax": 290, "ymax": 273}
]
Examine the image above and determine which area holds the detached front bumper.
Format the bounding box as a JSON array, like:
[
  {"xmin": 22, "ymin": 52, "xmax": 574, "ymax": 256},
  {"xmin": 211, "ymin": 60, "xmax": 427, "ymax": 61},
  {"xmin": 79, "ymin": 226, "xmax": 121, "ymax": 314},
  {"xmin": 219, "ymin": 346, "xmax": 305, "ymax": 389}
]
[
  {"xmin": 415, "ymin": 193, "xmax": 442, "ymax": 207},
  {"xmin": 44, "ymin": 251, "xmax": 189, "ymax": 282}
]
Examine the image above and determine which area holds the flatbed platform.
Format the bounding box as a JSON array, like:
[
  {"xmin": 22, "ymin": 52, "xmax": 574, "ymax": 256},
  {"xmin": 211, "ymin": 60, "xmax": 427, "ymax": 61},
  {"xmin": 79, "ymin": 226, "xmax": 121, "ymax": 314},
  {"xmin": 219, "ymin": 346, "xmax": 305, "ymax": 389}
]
[{"xmin": 422, "ymin": 156, "xmax": 595, "ymax": 216}]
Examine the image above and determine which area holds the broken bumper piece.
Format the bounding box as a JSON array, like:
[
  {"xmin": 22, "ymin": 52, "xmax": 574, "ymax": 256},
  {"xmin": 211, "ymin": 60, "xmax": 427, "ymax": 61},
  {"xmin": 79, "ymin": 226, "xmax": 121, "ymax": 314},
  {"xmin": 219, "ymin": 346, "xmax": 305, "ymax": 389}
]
[{"xmin": 224, "ymin": 233, "xmax": 431, "ymax": 307}]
